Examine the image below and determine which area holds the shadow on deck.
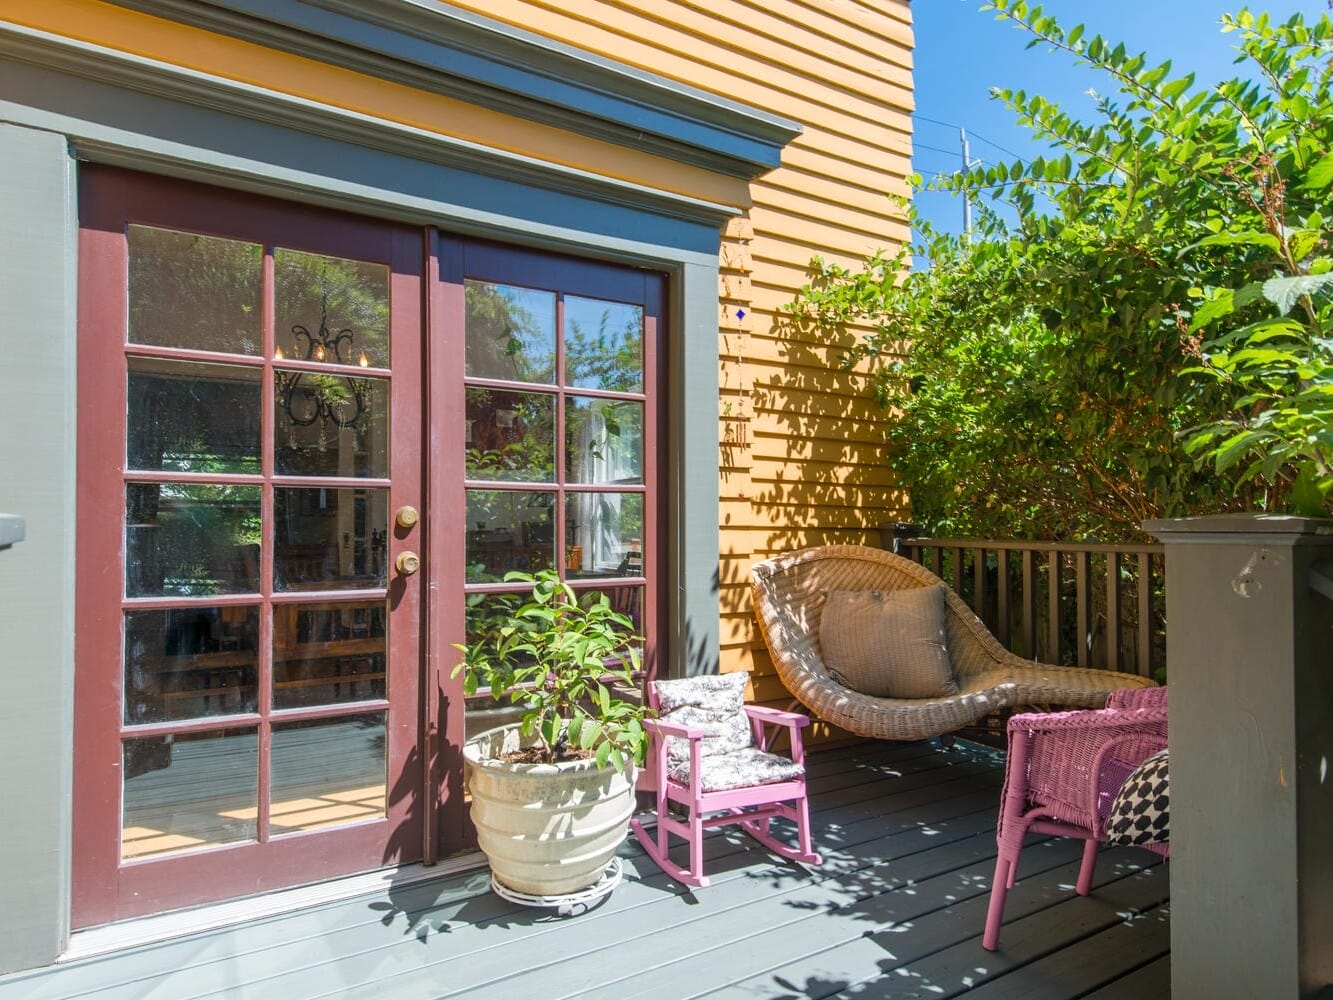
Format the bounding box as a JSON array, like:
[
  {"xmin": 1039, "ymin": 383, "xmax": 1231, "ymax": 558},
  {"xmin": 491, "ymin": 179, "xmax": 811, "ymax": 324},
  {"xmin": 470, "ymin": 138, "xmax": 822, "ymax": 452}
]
[{"xmin": 1, "ymin": 740, "xmax": 1169, "ymax": 999}]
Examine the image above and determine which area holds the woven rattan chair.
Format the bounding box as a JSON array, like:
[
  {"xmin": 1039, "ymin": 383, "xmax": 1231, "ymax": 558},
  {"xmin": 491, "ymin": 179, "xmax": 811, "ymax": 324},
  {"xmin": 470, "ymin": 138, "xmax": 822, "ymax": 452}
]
[
  {"xmin": 982, "ymin": 686, "xmax": 1169, "ymax": 950},
  {"xmin": 749, "ymin": 545, "xmax": 1155, "ymax": 742}
]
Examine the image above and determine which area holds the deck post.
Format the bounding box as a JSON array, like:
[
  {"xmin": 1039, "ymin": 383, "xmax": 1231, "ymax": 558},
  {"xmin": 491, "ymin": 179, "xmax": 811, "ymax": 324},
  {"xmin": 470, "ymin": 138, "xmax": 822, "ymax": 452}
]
[{"xmin": 1146, "ymin": 514, "xmax": 1333, "ymax": 999}]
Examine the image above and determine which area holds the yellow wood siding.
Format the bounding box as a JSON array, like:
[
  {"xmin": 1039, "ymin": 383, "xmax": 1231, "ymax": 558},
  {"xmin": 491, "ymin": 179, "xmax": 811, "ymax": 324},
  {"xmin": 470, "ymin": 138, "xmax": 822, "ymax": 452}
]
[
  {"xmin": 12, "ymin": 0, "xmax": 914, "ymax": 722},
  {"xmin": 432, "ymin": 0, "xmax": 914, "ymax": 713}
]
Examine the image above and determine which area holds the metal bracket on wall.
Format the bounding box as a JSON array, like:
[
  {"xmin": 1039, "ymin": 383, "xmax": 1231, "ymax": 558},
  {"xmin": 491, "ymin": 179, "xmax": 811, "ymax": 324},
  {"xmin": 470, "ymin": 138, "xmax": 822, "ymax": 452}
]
[{"xmin": 0, "ymin": 514, "xmax": 25, "ymax": 552}]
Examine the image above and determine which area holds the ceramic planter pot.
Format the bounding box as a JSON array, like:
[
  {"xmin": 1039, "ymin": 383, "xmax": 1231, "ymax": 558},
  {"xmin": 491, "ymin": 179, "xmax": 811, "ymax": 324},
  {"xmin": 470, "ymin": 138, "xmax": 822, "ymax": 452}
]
[{"xmin": 463, "ymin": 725, "xmax": 636, "ymax": 896}]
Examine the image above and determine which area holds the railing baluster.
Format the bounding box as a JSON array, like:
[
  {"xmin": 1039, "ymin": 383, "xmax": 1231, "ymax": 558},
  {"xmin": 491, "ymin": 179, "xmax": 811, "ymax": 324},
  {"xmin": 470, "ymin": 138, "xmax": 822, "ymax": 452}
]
[
  {"xmin": 929, "ymin": 546, "xmax": 942, "ymax": 579},
  {"xmin": 951, "ymin": 547, "xmax": 963, "ymax": 597},
  {"xmin": 1047, "ymin": 551, "xmax": 1062, "ymax": 664},
  {"xmin": 1138, "ymin": 551, "xmax": 1154, "ymax": 678},
  {"xmin": 1106, "ymin": 551, "xmax": 1121, "ymax": 671},
  {"xmin": 996, "ymin": 548, "xmax": 1011, "ymax": 649},
  {"xmin": 1074, "ymin": 550, "xmax": 1091, "ymax": 667},
  {"xmin": 974, "ymin": 546, "xmax": 987, "ymax": 629},
  {"xmin": 1022, "ymin": 549, "xmax": 1036, "ymax": 659}
]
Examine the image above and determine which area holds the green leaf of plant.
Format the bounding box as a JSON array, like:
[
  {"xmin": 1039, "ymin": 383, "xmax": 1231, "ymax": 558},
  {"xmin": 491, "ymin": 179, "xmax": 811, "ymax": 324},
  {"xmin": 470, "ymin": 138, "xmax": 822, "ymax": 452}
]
[
  {"xmin": 1262, "ymin": 273, "xmax": 1333, "ymax": 314},
  {"xmin": 1303, "ymin": 155, "xmax": 1333, "ymax": 191},
  {"xmin": 1290, "ymin": 463, "xmax": 1330, "ymax": 516}
]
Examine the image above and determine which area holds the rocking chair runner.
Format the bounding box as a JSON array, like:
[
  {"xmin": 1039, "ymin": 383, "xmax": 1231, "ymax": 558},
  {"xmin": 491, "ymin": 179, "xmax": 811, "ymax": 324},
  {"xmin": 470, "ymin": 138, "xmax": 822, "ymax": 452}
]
[
  {"xmin": 982, "ymin": 685, "xmax": 1169, "ymax": 951},
  {"xmin": 630, "ymin": 673, "xmax": 822, "ymax": 888},
  {"xmin": 750, "ymin": 545, "xmax": 1155, "ymax": 742}
]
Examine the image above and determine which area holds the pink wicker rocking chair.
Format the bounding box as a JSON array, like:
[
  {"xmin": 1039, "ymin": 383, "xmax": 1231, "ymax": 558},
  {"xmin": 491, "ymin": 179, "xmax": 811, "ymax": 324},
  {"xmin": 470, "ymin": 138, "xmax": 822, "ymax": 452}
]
[
  {"xmin": 630, "ymin": 673, "xmax": 822, "ymax": 888},
  {"xmin": 982, "ymin": 686, "xmax": 1169, "ymax": 951}
]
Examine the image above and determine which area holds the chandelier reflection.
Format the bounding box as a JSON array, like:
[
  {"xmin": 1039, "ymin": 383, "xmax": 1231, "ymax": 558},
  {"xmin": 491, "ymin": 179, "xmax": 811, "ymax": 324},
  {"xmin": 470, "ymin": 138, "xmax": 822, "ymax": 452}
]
[{"xmin": 273, "ymin": 312, "xmax": 372, "ymax": 430}]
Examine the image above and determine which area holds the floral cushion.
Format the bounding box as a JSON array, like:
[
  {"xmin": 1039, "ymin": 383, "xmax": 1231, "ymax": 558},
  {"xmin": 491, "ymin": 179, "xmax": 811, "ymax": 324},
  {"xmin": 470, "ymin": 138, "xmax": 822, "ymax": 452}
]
[
  {"xmin": 668, "ymin": 746, "xmax": 805, "ymax": 792},
  {"xmin": 652, "ymin": 672, "xmax": 753, "ymax": 763},
  {"xmin": 1106, "ymin": 748, "xmax": 1170, "ymax": 846},
  {"xmin": 819, "ymin": 585, "xmax": 959, "ymax": 699}
]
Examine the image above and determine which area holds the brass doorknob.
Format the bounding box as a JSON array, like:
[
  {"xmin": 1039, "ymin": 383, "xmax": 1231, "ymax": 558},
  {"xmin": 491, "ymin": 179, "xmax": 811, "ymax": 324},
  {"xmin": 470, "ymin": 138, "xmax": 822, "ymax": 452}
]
[
  {"xmin": 395, "ymin": 506, "xmax": 419, "ymax": 529},
  {"xmin": 395, "ymin": 550, "xmax": 421, "ymax": 576}
]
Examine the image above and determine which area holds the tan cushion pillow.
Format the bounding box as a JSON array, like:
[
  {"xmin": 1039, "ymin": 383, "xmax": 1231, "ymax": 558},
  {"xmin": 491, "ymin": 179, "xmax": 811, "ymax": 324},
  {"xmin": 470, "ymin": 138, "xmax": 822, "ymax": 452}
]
[{"xmin": 819, "ymin": 585, "xmax": 958, "ymax": 699}]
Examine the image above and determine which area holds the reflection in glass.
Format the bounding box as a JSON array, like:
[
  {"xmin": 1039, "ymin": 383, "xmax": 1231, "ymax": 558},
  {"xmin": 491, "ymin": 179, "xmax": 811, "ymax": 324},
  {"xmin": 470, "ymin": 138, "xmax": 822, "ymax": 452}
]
[
  {"xmin": 566, "ymin": 493, "xmax": 644, "ymax": 579},
  {"xmin": 127, "ymin": 358, "xmax": 260, "ymax": 474},
  {"xmin": 465, "ymin": 490, "xmax": 555, "ymax": 582},
  {"xmin": 464, "ymin": 280, "xmax": 556, "ymax": 384},
  {"xmin": 122, "ymin": 728, "xmax": 258, "ymax": 859},
  {"xmin": 128, "ymin": 226, "xmax": 262, "ymax": 356},
  {"xmin": 271, "ymin": 714, "xmax": 386, "ymax": 832},
  {"xmin": 578, "ymin": 585, "xmax": 644, "ymax": 636},
  {"xmin": 124, "ymin": 606, "xmax": 259, "ymax": 724},
  {"xmin": 465, "ymin": 388, "xmax": 555, "ymax": 482},
  {"xmin": 125, "ymin": 483, "xmax": 261, "ymax": 598},
  {"xmin": 565, "ymin": 296, "xmax": 643, "ymax": 393},
  {"xmin": 274, "ymin": 371, "xmax": 388, "ymax": 478},
  {"xmin": 274, "ymin": 488, "xmax": 388, "ymax": 590},
  {"xmin": 274, "ymin": 249, "xmax": 389, "ymax": 368},
  {"xmin": 565, "ymin": 397, "xmax": 643, "ymax": 485},
  {"xmin": 272, "ymin": 600, "xmax": 386, "ymax": 709}
]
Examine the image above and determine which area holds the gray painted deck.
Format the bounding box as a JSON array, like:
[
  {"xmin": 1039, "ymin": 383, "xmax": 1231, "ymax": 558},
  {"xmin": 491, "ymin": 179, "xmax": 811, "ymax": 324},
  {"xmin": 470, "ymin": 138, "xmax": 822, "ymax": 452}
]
[{"xmin": 1, "ymin": 740, "xmax": 1169, "ymax": 999}]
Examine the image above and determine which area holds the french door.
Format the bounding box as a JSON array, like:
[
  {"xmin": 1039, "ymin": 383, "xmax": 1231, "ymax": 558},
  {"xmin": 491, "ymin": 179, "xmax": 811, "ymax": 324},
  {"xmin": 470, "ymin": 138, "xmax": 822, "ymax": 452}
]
[
  {"xmin": 71, "ymin": 168, "xmax": 667, "ymax": 928},
  {"xmin": 73, "ymin": 168, "xmax": 426, "ymax": 926}
]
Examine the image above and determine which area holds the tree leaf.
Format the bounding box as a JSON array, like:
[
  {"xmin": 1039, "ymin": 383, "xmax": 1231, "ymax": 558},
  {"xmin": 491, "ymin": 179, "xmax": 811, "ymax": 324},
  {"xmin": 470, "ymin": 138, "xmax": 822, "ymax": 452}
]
[{"xmin": 1262, "ymin": 273, "xmax": 1333, "ymax": 314}]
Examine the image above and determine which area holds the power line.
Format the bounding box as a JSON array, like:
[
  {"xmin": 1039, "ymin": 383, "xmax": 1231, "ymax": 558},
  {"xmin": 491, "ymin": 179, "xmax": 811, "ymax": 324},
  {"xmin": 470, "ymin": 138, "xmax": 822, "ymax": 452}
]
[{"xmin": 911, "ymin": 112, "xmax": 1028, "ymax": 162}]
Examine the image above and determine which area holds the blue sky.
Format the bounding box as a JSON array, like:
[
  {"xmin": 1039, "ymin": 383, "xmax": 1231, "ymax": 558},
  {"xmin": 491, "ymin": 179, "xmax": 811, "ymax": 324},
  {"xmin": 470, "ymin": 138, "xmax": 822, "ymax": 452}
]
[{"xmin": 909, "ymin": 0, "xmax": 1312, "ymax": 241}]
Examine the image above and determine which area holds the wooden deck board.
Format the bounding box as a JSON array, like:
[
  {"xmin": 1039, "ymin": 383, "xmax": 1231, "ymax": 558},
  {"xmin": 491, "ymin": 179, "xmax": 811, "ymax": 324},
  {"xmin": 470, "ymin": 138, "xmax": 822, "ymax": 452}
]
[{"xmin": 0, "ymin": 740, "xmax": 1170, "ymax": 999}]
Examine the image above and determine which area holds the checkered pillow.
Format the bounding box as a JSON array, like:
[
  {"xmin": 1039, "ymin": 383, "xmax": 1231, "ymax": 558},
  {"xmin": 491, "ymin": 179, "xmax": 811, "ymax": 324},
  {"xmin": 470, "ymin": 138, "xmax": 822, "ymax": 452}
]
[{"xmin": 1106, "ymin": 748, "xmax": 1170, "ymax": 846}]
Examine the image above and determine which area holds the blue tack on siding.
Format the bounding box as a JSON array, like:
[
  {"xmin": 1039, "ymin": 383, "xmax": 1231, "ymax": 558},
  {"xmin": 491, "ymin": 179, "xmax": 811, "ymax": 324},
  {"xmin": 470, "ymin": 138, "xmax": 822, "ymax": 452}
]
[{"xmin": 109, "ymin": 0, "xmax": 802, "ymax": 177}]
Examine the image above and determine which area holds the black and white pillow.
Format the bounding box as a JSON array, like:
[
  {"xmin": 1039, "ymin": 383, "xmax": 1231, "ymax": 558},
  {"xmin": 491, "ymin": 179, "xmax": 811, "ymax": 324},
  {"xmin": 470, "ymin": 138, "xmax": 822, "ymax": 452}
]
[{"xmin": 1105, "ymin": 748, "xmax": 1170, "ymax": 846}]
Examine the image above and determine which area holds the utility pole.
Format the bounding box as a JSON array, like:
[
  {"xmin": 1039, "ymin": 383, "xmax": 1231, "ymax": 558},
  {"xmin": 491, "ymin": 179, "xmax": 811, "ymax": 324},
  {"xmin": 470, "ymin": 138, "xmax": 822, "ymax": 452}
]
[{"xmin": 960, "ymin": 127, "xmax": 975, "ymax": 239}]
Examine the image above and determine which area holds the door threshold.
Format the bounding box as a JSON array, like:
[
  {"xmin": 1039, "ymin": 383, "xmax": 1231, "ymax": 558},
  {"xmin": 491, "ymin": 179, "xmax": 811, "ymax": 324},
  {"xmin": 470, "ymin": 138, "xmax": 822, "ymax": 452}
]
[{"xmin": 63, "ymin": 852, "xmax": 488, "ymax": 962}]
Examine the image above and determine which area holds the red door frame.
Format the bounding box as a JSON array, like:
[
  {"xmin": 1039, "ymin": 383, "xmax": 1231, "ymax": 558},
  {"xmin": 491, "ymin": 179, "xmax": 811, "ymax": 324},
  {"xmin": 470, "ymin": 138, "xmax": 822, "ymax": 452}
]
[
  {"xmin": 73, "ymin": 167, "xmax": 427, "ymax": 926},
  {"xmin": 71, "ymin": 168, "xmax": 670, "ymax": 926}
]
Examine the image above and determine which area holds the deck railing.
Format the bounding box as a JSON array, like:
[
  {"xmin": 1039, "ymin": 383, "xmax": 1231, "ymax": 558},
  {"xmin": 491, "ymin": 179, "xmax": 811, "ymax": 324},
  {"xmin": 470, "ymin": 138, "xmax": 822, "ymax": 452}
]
[{"xmin": 882, "ymin": 525, "xmax": 1165, "ymax": 679}]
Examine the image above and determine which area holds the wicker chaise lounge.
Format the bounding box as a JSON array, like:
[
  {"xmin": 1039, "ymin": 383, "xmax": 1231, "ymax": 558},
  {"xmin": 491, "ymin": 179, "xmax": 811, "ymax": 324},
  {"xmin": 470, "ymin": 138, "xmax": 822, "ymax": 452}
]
[{"xmin": 750, "ymin": 545, "xmax": 1155, "ymax": 741}]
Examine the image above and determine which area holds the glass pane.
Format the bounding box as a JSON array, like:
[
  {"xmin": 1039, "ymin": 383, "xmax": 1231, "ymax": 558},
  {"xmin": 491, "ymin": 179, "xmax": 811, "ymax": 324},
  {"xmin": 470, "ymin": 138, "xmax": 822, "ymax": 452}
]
[
  {"xmin": 128, "ymin": 226, "xmax": 262, "ymax": 355},
  {"xmin": 566, "ymin": 493, "xmax": 644, "ymax": 579},
  {"xmin": 465, "ymin": 490, "xmax": 555, "ymax": 582},
  {"xmin": 565, "ymin": 397, "xmax": 643, "ymax": 485},
  {"xmin": 271, "ymin": 714, "xmax": 386, "ymax": 833},
  {"xmin": 122, "ymin": 728, "xmax": 258, "ymax": 859},
  {"xmin": 465, "ymin": 388, "xmax": 555, "ymax": 482},
  {"xmin": 578, "ymin": 585, "xmax": 644, "ymax": 636},
  {"xmin": 464, "ymin": 280, "xmax": 555, "ymax": 384},
  {"xmin": 565, "ymin": 296, "xmax": 643, "ymax": 393},
  {"xmin": 273, "ymin": 600, "xmax": 386, "ymax": 709},
  {"xmin": 274, "ymin": 249, "xmax": 389, "ymax": 368},
  {"xmin": 274, "ymin": 488, "xmax": 388, "ymax": 591},
  {"xmin": 274, "ymin": 370, "xmax": 388, "ymax": 478},
  {"xmin": 126, "ymin": 483, "xmax": 261, "ymax": 598},
  {"xmin": 127, "ymin": 358, "xmax": 261, "ymax": 474},
  {"xmin": 124, "ymin": 606, "xmax": 259, "ymax": 724}
]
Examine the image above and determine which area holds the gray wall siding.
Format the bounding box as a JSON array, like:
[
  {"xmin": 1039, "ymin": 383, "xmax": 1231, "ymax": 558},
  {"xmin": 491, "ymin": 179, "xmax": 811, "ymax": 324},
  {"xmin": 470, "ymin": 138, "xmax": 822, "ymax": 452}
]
[{"xmin": 0, "ymin": 123, "xmax": 78, "ymax": 973}]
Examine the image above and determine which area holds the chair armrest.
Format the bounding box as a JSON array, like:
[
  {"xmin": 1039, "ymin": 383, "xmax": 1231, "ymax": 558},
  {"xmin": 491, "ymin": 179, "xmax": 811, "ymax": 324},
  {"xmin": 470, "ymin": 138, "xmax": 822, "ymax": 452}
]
[
  {"xmin": 743, "ymin": 705, "xmax": 811, "ymax": 729},
  {"xmin": 743, "ymin": 705, "xmax": 810, "ymax": 758},
  {"xmin": 643, "ymin": 717, "xmax": 703, "ymax": 741},
  {"xmin": 1008, "ymin": 706, "xmax": 1168, "ymax": 739}
]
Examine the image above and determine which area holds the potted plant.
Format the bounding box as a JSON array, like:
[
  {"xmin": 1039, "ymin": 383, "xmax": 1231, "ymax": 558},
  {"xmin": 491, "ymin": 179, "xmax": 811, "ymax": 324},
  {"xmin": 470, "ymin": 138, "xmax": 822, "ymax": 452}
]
[{"xmin": 455, "ymin": 569, "xmax": 650, "ymax": 902}]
